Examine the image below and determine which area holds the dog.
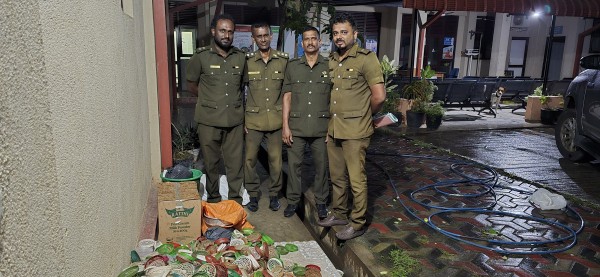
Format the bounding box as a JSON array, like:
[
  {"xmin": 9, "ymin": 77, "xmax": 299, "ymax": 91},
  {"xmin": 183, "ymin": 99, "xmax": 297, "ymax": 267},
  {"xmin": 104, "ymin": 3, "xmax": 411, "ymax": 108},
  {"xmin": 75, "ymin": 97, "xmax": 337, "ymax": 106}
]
[{"xmin": 491, "ymin": 86, "xmax": 505, "ymax": 114}]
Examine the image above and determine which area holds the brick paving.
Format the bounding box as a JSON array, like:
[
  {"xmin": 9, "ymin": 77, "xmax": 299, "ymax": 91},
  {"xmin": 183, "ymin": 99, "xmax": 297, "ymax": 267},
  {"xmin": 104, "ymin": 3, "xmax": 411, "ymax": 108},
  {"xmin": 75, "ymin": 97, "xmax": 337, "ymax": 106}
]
[{"xmin": 332, "ymin": 132, "xmax": 600, "ymax": 276}]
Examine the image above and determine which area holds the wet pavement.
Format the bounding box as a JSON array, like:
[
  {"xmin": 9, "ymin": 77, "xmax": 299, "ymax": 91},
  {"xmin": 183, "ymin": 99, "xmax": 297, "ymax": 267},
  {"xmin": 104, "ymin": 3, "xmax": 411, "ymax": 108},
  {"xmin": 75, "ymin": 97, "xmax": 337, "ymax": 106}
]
[
  {"xmin": 295, "ymin": 108, "xmax": 600, "ymax": 276},
  {"xmin": 301, "ymin": 132, "xmax": 600, "ymax": 276},
  {"xmin": 408, "ymin": 127, "xmax": 600, "ymax": 207}
]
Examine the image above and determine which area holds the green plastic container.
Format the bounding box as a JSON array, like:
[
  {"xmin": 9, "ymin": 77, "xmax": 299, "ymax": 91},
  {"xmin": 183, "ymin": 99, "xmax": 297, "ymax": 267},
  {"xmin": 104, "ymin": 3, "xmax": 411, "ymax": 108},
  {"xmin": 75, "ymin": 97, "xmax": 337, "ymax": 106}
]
[{"xmin": 161, "ymin": 169, "xmax": 203, "ymax": 182}]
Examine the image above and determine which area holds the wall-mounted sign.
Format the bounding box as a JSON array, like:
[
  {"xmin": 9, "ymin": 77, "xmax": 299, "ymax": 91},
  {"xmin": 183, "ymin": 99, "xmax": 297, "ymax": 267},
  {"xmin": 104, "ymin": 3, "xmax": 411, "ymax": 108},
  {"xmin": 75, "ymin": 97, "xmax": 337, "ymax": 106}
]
[
  {"xmin": 444, "ymin": 37, "xmax": 454, "ymax": 46},
  {"xmin": 553, "ymin": 26, "xmax": 563, "ymax": 35}
]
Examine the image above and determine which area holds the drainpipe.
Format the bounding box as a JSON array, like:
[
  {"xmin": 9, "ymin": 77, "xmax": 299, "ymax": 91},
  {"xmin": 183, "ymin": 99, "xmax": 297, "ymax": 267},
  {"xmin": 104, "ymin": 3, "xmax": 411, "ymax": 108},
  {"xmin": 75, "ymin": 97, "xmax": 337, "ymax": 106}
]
[
  {"xmin": 573, "ymin": 22, "xmax": 600, "ymax": 77},
  {"xmin": 416, "ymin": 10, "xmax": 445, "ymax": 77},
  {"xmin": 153, "ymin": 0, "xmax": 173, "ymax": 169}
]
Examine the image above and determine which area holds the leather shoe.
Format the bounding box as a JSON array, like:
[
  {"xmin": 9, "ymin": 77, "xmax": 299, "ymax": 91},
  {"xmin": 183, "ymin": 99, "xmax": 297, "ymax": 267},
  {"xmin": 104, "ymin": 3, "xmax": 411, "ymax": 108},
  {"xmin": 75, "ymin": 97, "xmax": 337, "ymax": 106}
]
[
  {"xmin": 316, "ymin": 204, "xmax": 328, "ymax": 219},
  {"xmin": 317, "ymin": 214, "xmax": 348, "ymax": 227},
  {"xmin": 246, "ymin": 197, "xmax": 259, "ymax": 212},
  {"xmin": 283, "ymin": 204, "xmax": 298, "ymax": 217},
  {"xmin": 269, "ymin": 196, "xmax": 281, "ymax": 211},
  {"xmin": 335, "ymin": 225, "xmax": 366, "ymax": 240}
]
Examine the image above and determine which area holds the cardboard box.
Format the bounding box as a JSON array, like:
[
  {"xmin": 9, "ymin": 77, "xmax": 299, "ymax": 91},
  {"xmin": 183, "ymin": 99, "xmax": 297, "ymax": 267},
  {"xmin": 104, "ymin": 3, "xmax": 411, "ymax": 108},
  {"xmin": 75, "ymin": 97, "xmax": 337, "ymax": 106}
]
[
  {"xmin": 157, "ymin": 181, "xmax": 202, "ymax": 244},
  {"xmin": 525, "ymin": 96, "xmax": 563, "ymax": 122}
]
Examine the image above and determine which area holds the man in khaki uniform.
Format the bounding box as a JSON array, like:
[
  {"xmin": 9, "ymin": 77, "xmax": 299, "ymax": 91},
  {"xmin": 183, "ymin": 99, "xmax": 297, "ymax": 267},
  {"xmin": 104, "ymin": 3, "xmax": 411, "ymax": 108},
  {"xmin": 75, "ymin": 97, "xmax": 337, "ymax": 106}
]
[
  {"xmin": 317, "ymin": 13, "xmax": 386, "ymax": 240},
  {"xmin": 282, "ymin": 26, "xmax": 332, "ymax": 218},
  {"xmin": 186, "ymin": 14, "xmax": 247, "ymax": 204},
  {"xmin": 244, "ymin": 23, "xmax": 288, "ymax": 212}
]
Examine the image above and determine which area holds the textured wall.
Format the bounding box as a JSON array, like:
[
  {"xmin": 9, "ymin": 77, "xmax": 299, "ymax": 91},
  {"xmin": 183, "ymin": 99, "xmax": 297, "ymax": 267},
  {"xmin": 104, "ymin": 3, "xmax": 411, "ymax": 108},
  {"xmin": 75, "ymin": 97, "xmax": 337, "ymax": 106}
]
[{"xmin": 0, "ymin": 1, "xmax": 154, "ymax": 276}]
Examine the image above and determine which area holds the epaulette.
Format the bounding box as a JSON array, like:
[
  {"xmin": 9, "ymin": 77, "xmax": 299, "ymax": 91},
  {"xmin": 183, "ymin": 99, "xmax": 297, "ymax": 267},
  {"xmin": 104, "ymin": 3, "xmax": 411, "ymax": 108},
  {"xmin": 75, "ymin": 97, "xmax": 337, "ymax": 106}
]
[
  {"xmin": 195, "ymin": 46, "xmax": 209, "ymax": 53},
  {"xmin": 289, "ymin": 57, "xmax": 301, "ymax": 62},
  {"xmin": 276, "ymin": 51, "xmax": 289, "ymax": 59},
  {"xmin": 246, "ymin": 52, "xmax": 256, "ymax": 58},
  {"xmin": 358, "ymin": 48, "xmax": 371, "ymax": 55}
]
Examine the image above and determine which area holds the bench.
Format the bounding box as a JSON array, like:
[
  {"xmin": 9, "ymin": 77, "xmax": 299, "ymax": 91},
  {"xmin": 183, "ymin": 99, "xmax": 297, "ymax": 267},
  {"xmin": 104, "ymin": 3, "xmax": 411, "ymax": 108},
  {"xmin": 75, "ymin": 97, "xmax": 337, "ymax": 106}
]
[{"xmin": 497, "ymin": 79, "xmax": 535, "ymax": 112}]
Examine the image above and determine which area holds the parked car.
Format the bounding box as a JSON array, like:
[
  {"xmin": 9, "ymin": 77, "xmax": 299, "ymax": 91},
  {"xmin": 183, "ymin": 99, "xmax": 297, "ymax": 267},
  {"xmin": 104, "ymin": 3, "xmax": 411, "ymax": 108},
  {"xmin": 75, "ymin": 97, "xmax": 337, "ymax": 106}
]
[{"xmin": 555, "ymin": 54, "xmax": 600, "ymax": 162}]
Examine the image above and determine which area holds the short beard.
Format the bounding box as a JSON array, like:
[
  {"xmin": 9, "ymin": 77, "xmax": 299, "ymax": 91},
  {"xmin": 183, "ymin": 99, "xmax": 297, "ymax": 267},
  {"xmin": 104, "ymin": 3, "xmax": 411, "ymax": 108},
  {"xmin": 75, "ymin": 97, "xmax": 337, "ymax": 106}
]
[{"xmin": 214, "ymin": 37, "xmax": 232, "ymax": 51}]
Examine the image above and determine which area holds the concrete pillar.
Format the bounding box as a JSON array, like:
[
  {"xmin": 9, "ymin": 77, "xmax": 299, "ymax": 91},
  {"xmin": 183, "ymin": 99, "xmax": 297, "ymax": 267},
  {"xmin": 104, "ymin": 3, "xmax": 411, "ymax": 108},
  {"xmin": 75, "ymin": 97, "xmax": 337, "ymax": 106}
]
[
  {"xmin": 489, "ymin": 13, "xmax": 511, "ymax": 76},
  {"xmin": 392, "ymin": 9, "xmax": 403, "ymax": 63}
]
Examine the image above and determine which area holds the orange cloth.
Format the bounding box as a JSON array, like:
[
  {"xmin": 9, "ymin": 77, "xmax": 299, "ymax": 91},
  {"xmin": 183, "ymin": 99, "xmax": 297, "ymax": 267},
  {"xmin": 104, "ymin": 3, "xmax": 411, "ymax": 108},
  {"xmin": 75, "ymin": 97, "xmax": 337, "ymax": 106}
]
[{"xmin": 201, "ymin": 200, "xmax": 254, "ymax": 234}]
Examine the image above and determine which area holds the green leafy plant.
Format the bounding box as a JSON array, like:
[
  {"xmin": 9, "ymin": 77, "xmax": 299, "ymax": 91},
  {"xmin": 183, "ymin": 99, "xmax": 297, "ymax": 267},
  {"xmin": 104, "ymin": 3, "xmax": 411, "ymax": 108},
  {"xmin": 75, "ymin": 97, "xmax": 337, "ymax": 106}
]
[
  {"xmin": 421, "ymin": 65, "xmax": 436, "ymax": 79},
  {"xmin": 403, "ymin": 79, "xmax": 436, "ymax": 113},
  {"xmin": 388, "ymin": 249, "xmax": 419, "ymax": 277},
  {"xmin": 425, "ymin": 101, "xmax": 445, "ymax": 117},
  {"xmin": 380, "ymin": 55, "xmax": 400, "ymax": 113}
]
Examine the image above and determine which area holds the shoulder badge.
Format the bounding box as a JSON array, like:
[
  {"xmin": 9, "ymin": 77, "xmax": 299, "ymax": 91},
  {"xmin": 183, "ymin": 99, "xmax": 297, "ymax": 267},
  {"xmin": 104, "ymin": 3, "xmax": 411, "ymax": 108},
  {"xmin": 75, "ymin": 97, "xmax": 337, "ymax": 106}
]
[
  {"xmin": 195, "ymin": 46, "xmax": 209, "ymax": 53},
  {"xmin": 277, "ymin": 51, "xmax": 289, "ymax": 59},
  {"xmin": 358, "ymin": 48, "xmax": 371, "ymax": 55}
]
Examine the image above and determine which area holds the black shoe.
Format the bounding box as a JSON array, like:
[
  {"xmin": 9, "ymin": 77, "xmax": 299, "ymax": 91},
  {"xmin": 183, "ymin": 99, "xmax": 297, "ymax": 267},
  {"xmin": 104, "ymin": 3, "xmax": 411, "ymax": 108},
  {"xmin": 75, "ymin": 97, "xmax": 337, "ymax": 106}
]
[
  {"xmin": 283, "ymin": 204, "xmax": 298, "ymax": 217},
  {"xmin": 269, "ymin": 196, "xmax": 281, "ymax": 211},
  {"xmin": 316, "ymin": 204, "xmax": 328, "ymax": 219},
  {"xmin": 335, "ymin": 225, "xmax": 366, "ymax": 240},
  {"xmin": 246, "ymin": 197, "xmax": 259, "ymax": 212},
  {"xmin": 317, "ymin": 214, "xmax": 348, "ymax": 227}
]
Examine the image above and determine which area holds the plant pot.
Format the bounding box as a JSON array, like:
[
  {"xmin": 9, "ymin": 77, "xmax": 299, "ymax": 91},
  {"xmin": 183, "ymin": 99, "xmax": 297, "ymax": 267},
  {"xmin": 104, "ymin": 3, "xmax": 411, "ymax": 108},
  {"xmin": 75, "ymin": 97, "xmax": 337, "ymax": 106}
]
[
  {"xmin": 540, "ymin": 109, "xmax": 562, "ymax": 125},
  {"xmin": 426, "ymin": 115, "xmax": 443, "ymax": 130},
  {"xmin": 406, "ymin": 111, "xmax": 425, "ymax": 128}
]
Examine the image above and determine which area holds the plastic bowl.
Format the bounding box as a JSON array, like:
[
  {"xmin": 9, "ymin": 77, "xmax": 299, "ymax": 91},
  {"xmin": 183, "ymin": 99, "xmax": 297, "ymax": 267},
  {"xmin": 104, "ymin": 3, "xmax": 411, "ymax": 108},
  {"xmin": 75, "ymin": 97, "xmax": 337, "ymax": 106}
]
[{"xmin": 161, "ymin": 168, "xmax": 203, "ymax": 182}]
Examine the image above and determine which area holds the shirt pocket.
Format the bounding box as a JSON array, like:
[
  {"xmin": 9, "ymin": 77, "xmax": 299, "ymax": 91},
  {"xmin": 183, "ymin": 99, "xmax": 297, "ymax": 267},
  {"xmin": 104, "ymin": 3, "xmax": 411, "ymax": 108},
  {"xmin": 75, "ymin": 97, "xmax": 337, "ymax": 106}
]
[
  {"xmin": 318, "ymin": 111, "xmax": 330, "ymax": 118},
  {"xmin": 248, "ymin": 73, "xmax": 263, "ymax": 90},
  {"xmin": 246, "ymin": 106, "xmax": 260, "ymax": 113},
  {"xmin": 342, "ymin": 110, "xmax": 362, "ymax": 119},
  {"xmin": 271, "ymin": 72, "xmax": 284, "ymax": 90},
  {"xmin": 201, "ymin": 100, "xmax": 218, "ymax": 109},
  {"xmin": 342, "ymin": 71, "xmax": 358, "ymax": 90},
  {"xmin": 291, "ymin": 79, "xmax": 307, "ymax": 92}
]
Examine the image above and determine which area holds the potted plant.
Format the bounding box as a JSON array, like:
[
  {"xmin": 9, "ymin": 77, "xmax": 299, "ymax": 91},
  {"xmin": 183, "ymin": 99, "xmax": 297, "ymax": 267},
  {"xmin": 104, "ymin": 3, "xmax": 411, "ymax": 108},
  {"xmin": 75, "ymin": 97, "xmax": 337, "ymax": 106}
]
[
  {"xmin": 403, "ymin": 66, "xmax": 437, "ymax": 128},
  {"xmin": 425, "ymin": 101, "xmax": 445, "ymax": 130},
  {"xmin": 539, "ymin": 95, "xmax": 563, "ymax": 125},
  {"xmin": 379, "ymin": 55, "xmax": 401, "ymax": 123}
]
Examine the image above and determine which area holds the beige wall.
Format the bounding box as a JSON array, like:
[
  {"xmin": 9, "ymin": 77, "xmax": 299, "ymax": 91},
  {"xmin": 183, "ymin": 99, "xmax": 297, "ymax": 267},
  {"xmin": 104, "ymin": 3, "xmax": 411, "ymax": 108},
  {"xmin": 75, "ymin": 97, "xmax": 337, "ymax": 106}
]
[{"xmin": 0, "ymin": 1, "xmax": 159, "ymax": 276}]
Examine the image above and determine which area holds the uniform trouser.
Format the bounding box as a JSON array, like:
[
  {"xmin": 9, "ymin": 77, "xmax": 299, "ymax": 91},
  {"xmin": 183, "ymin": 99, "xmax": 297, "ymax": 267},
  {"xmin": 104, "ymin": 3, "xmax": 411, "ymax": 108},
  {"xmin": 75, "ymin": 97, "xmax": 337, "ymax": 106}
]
[
  {"xmin": 197, "ymin": 123, "xmax": 244, "ymax": 204},
  {"xmin": 327, "ymin": 136, "xmax": 371, "ymax": 230},
  {"xmin": 244, "ymin": 128, "xmax": 283, "ymax": 197},
  {"xmin": 286, "ymin": 136, "xmax": 329, "ymax": 205}
]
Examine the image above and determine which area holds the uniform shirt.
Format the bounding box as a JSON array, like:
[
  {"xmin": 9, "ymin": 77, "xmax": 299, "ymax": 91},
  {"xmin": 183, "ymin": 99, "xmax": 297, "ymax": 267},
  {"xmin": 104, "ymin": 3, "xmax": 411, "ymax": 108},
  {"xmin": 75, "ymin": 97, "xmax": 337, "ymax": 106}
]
[
  {"xmin": 186, "ymin": 42, "xmax": 247, "ymax": 127},
  {"xmin": 282, "ymin": 55, "xmax": 332, "ymax": 137},
  {"xmin": 245, "ymin": 49, "xmax": 288, "ymax": 131},
  {"xmin": 328, "ymin": 44, "xmax": 384, "ymax": 139}
]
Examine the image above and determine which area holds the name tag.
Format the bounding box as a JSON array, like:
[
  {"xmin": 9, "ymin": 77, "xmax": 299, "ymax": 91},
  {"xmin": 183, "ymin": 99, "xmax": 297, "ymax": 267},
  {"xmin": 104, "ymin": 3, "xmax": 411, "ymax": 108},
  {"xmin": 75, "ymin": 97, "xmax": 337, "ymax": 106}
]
[
  {"xmin": 248, "ymin": 71, "xmax": 260, "ymax": 75},
  {"xmin": 233, "ymin": 65, "xmax": 240, "ymax": 69},
  {"xmin": 347, "ymin": 68, "xmax": 354, "ymax": 72},
  {"xmin": 210, "ymin": 65, "xmax": 221, "ymax": 69}
]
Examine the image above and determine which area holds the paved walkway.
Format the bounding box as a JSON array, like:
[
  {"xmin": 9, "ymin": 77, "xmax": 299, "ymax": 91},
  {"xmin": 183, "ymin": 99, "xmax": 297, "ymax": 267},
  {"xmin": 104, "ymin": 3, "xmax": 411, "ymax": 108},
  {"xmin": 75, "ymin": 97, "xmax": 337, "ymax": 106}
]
[
  {"xmin": 297, "ymin": 108, "xmax": 600, "ymax": 276},
  {"xmin": 203, "ymin": 107, "xmax": 600, "ymax": 276}
]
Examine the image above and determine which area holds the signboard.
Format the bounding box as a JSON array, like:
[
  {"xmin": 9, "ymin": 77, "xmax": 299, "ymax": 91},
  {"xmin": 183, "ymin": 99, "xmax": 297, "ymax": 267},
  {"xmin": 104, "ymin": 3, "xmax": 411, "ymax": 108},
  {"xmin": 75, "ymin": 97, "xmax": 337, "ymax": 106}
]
[
  {"xmin": 553, "ymin": 26, "xmax": 563, "ymax": 35},
  {"xmin": 365, "ymin": 39, "xmax": 378, "ymax": 53},
  {"xmin": 444, "ymin": 37, "xmax": 454, "ymax": 46},
  {"xmin": 443, "ymin": 45, "xmax": 454, "ymax": 60}
]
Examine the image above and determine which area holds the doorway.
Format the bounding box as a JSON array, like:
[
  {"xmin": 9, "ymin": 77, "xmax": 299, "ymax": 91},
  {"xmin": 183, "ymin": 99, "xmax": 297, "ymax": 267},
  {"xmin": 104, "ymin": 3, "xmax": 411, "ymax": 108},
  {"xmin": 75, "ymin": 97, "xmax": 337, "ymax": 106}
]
[{"xmin": 543, "ymin": 36, "xmax": 565, "ymax": 81}]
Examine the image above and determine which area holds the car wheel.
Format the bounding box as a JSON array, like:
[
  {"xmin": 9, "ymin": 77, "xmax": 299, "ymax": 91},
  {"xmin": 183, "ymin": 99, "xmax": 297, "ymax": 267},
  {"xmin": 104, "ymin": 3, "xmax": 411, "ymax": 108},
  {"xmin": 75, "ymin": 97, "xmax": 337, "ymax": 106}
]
[{"xmin": 554, "ymin": 108, "xmax": 591, "ymax": 162}]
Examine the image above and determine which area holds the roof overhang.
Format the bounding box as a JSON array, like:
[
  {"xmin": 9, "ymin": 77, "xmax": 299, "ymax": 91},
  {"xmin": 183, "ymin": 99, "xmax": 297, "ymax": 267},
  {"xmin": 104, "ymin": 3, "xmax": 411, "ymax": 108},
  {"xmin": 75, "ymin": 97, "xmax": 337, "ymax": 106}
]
[{"xmin": 403, "ymin": 0, "xmax": 600, "ymax": 18}]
